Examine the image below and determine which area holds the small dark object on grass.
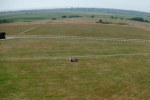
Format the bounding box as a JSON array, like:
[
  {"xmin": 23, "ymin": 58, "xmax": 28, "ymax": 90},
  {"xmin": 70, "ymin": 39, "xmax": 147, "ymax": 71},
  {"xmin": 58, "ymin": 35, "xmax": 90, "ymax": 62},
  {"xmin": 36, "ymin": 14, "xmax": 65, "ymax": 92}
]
[
  {"xmin": 0, "ymin": 32, "xmax": 6, "ymax": 39},
  {"xmin": 69, "ymin": 57, "xmax": 79, "ymax": 62}
]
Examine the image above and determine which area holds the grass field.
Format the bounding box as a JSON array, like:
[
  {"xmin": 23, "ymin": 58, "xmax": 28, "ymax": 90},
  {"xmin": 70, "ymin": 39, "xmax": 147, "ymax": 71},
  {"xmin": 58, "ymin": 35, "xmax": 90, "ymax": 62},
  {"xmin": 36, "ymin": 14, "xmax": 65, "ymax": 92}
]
[
  {"xmin": 26, "ymin": 23, "xmax": 150, "ymax": 39},
  {"xmin": 0, "ymin": 39, "xmax": 150, "ymax": 100},
  {"xmin": 0, "ymin": 10, "xmax": 150, "ymax": 99},
  {"xmin": 0, "ymin": 24, "xmax": 37, "ymax": 35}
]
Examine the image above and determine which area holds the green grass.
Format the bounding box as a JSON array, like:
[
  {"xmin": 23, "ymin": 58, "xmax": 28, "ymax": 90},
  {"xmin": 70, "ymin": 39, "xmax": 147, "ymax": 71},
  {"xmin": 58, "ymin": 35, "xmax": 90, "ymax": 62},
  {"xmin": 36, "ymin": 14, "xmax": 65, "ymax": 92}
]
[
  {"xmin": 26, "ymin": 24, "xmax": 150, "ymax": 39},
  {"xmin": 0, "ymin": 39, "xmax": 149, "ymax": 58},
  {"xmin": 0, "ymin": 39, "xmax": 150, "ymax": 99},
  {"xmin": 0, "ymin": 12, "xmax": 150, "ymax": 99},
  {"xmin": 0, "ymin": 54, "xmax": 150, "ymax": 99},
  {"xmin": 0, "ymin": 24, "xmax": 37, "ymax": 35}
]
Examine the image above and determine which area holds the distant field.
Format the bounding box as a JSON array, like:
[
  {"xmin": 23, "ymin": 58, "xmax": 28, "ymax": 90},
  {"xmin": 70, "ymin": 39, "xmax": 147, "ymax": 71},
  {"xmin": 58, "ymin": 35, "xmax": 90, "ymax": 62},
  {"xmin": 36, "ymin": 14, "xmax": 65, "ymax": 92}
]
[
  {"xmin": 0, "ymin": 11, "xmax": 105, "ymax": 22},
  {"xmin": 26, "ymin": 23, "xmax": 150, "ymax": 39},
  {"xmin": 0, "ymin": 8, "xmax": 150, "ymax": 22},
  {"xmin": 0, "ymin": 9, "xmax": 150, "ymax": 100},
  {"xmin": 1, "ymin": 21, "xmax": 150, "ymax": 39}
]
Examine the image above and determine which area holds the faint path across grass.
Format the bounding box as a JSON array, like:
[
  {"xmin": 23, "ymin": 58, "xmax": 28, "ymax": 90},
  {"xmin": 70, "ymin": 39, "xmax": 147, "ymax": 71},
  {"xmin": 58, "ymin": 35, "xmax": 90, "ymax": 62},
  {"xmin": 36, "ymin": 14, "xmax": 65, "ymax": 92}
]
[
  {"xmin": 2, "ymin": 52, "xmax": 150, "ymax": 61},
  {"xmin": 18, "ymin": 26, "xmax": 40, "ymax": 34}
]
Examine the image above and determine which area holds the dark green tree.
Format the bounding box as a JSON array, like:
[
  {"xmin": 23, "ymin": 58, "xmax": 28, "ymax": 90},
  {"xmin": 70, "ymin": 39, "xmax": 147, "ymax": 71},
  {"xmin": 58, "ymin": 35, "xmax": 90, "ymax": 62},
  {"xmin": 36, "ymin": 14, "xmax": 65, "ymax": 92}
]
[
  {"xmin": 91, "ymin": 15, "xmax": 95, "ymax": 18},
  {"xmin": 62, "ymin": 15, "xmax": 67, "ymax": 18}
]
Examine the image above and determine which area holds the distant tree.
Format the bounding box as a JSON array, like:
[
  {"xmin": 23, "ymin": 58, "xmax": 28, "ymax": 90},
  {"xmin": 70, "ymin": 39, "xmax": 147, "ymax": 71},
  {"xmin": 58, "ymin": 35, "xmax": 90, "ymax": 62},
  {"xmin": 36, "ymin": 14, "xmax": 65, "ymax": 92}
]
[
  {"xmin": 114, "ymin": 17, "xmax": 118, "ymax": 19},
  {"xmin": 0, "ymin": 19, "xmax": 12, "ymax": 24},
  {"xmin": 99, "ymin": 19, "xmax": 103, "ymax": 23},
  {"xmin": 110, "ymin": 16, "xmax": 117, "ymax": 19},
  {"xmin": 144, "ymin": 20, "xmax": 149, "ymax": 23},
  {"xmin": 51, "ymin": 18, "xmax": 56, "ymax": 20},
  {"xmin": 91, "ymin": 15, "xmax": 95, "ymax": 18},
  {"xmin": 62, "ymin": 15, "xmax": 67, "ymax": 18},
  {"xmin": 96, "ymin": 19, "xmax": 112, "ymax": 24},
  {"xmin": 130, "ymin": 17, "xmax": 145, "ymax": 22},
  {"xmin": 129, "ymin": 17, "xmax": 150, "ymax": 23},
  {"xmin": 119, "ymin": 18, "xmax": 124, "ymax": 20},
  {"xmin": 110, "ymin": 16, "xmax": 114, "ymax": 19}
]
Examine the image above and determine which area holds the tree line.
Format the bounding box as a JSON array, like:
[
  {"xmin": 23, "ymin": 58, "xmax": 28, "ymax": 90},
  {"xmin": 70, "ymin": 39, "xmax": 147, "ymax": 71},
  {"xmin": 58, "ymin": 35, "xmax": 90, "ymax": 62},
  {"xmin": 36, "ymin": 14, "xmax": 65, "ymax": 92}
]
[
  {"xmin": 0, "ymin": 19, "xmax": 13, "ymax": 24},
  {"xmin": 129, "ymin": 17, "xmax": 150, "ymax": 23}
]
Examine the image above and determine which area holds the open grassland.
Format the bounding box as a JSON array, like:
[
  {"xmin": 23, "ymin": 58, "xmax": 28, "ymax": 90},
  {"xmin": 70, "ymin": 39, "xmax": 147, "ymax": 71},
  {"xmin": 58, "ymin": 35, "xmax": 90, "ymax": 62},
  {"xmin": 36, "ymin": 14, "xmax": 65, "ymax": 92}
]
[
  {"xmin": 0, "ymin": 14, "xmax": 150, "ymax": 99},
  {"xmin": 0, "ymin": 11, "xmax": 110, "ymax": 23},
  {"xmin": 26, "ymin": 23, "xmax": 150, "ymax": 39},
  {"xmin": 1, "ymin": 19, "xmax": 150, "ymax": 39},
  {"xmin": 0, "ymin": 39, "xmax": 150, "ymax": 58},
  {"xmin": 0, "ymin": 24, "xmax": 37, "ymax": 35},
  {"xmin": 0, "ymin": 39, "xmax": 150, "ymax": 100}
]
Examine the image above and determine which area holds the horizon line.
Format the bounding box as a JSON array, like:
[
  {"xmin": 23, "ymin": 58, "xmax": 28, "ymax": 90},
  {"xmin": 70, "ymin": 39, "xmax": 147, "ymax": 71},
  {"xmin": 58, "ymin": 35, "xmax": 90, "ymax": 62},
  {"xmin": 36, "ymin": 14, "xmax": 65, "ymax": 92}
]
[{"xmin": 0, "ymin": 7, "xmax": 150, "ymax": 13}]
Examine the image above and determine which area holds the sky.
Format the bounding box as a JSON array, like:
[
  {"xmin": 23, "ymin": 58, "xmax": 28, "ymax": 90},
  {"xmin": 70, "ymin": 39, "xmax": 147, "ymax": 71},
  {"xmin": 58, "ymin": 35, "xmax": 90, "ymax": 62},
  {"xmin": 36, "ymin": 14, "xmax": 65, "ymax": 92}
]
[{"xmin": 0, "ymin": 0, "xmax": 150, "ymax": 13}]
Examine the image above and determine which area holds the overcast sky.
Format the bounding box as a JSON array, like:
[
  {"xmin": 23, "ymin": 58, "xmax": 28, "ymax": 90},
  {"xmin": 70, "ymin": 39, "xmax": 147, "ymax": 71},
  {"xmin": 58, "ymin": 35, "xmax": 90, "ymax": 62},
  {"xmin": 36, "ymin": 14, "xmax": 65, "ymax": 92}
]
[{"xmin": 0, "ymin": 0, "xmax": 150, "ymax": 12}]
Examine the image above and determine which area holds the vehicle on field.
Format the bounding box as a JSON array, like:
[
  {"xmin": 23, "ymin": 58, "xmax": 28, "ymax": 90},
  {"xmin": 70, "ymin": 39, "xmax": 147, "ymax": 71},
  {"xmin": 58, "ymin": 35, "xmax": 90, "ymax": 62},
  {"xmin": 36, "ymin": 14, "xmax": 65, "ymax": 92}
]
[{"xmin": 0, "ymin": 32, "xmax": 6, "ymax": 39}]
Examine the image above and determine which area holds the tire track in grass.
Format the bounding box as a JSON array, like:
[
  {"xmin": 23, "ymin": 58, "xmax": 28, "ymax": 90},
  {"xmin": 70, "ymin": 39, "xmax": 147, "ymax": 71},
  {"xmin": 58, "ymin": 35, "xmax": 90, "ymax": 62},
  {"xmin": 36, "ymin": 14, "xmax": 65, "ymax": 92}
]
[
  {"xmin": 18, "ymin": 26, "xmax": 39, "ymax": 34},
  {"xmin": 1, "ymin": 52, "xmax": 150, "ymax": 61}
]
